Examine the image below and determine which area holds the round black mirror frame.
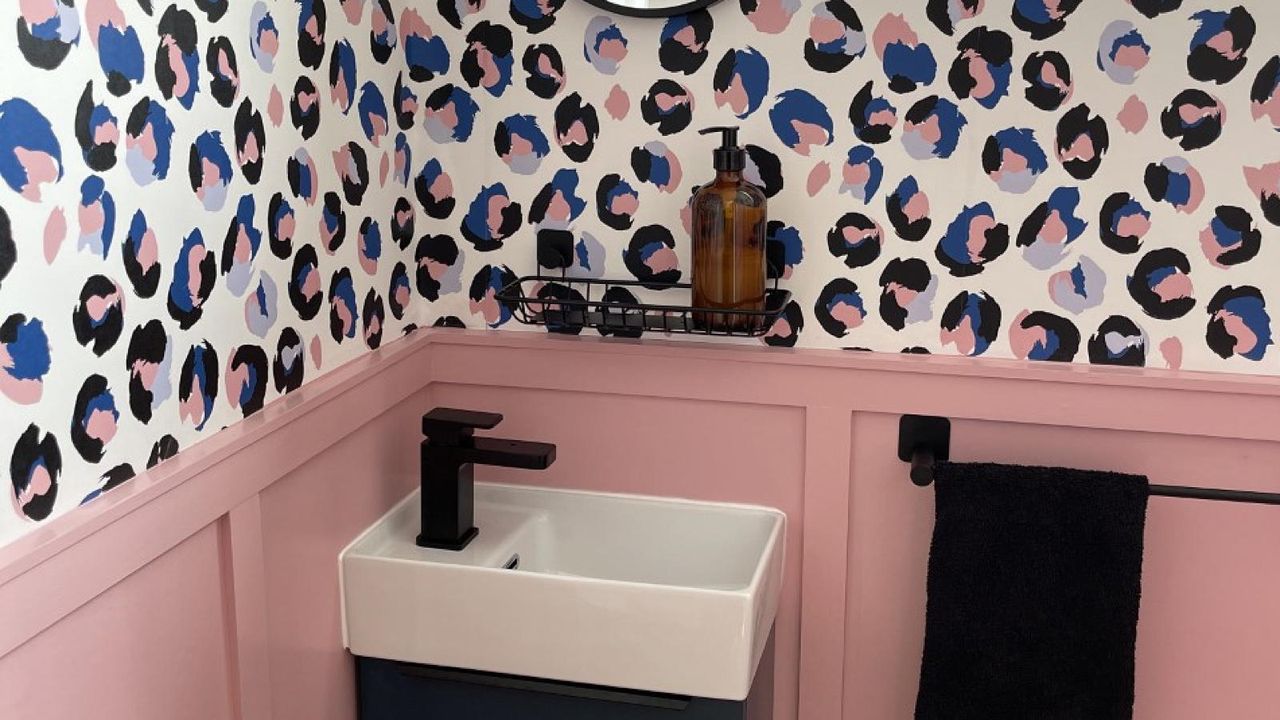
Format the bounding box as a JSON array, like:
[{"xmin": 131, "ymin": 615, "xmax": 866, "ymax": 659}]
[{"xmin": 578, "ymin": 0, "xmax": 722, "ymax": 19}]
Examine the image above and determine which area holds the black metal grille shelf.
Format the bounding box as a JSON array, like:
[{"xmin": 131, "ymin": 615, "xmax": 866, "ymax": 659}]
[{"xmin": 495, "ymin": 275, "xmax": 792, "ymax": 338}]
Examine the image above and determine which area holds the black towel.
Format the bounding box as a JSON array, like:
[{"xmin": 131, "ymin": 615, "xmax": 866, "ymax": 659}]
[{"xmin": 915, "ymin": 462, "xmax": 1149, "ymax": 720}]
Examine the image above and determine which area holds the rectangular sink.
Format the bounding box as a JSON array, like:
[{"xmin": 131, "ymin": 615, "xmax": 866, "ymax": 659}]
[{"xmin": 340, "ymin": 482, "xmax": 785, "ymax": 701}]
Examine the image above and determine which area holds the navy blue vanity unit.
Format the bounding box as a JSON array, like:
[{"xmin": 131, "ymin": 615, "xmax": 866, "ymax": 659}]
[{"xmin": 356, "ymin": 634, "xmax": 775, "ymax": 720}]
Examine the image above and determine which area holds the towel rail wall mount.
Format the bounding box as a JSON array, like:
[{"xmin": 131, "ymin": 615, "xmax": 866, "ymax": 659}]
[{"xmin": 897, "ymin": 414, "xmax": 1280, "ymax": 506}]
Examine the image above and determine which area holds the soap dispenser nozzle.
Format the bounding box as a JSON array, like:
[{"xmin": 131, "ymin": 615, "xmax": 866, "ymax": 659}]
[{"xmin": 699, "ymin": 126, "xmax": 745, "ymax": 173}]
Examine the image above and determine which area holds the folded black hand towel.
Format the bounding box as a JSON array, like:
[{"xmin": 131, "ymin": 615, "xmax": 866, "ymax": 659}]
[{"xmin": 915, "ymin": 462, "xmax": 1149, "ymax": 720}]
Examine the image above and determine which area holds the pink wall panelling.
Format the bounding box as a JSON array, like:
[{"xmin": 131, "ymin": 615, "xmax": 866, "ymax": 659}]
[{"xmin": 1, "ymin": 329, "xmax": 1279, "ymax": 720}]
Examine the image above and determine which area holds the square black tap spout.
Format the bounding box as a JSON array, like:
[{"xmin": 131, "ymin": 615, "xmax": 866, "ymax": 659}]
[{"xmin": 417, "ymin": 408, "xmax": 556, "ymax": 551}]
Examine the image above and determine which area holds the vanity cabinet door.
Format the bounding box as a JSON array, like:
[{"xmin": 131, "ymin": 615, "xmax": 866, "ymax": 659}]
[{"xmin": 356, "ymin": 657, "xmax": 755, "ymax": 720}]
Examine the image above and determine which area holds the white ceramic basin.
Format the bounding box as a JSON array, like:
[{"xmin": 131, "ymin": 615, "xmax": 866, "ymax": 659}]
[{"xmin": 340, "ymin": 482, "xmax": 785, "ymax": 701}]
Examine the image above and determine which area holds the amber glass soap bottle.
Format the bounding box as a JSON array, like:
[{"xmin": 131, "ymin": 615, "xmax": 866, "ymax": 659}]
[{"xmin": 691, "ymin": 126, "xmax": 768, "ymax": 332}]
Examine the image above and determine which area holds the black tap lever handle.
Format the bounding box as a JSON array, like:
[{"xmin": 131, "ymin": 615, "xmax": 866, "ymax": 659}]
[{"xmin": 422, "ymin": 407, "xmax": 504, "ymax": 445}]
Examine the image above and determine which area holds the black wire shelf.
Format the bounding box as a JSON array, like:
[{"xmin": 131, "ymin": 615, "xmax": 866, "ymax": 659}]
[{"xmin": 495, "ymin": 275, "xmax": 792, "ymax": 338}]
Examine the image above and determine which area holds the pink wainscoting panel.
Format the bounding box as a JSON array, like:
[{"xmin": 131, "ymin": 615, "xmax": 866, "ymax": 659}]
[
  {"xmin": 428, "ymin": 383, "xmax": 807, "ymax": 720},
  {"xmin": 796, "ymin": 407, "xmax": 853, "ymax": 720},
  {"xmin": 1, "ymin": 330, "xmax": 1279, "ymax": 720},
  {"xmin": 258, "ymin": 390, "xmax": 426, "ymax": 720},
  {"xmin": 843, "ymin": 411, "xmax": 935, "ymax": 718},
  {"xmin": 0, "ymin": 524, "xmax": 234, "ymax": 720}
]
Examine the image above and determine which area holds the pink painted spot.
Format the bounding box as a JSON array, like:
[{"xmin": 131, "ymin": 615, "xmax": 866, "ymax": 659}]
[
  {"xmin": 43, "ymin": 207, "xmax": 65, "ymax": 264},
  {"xmin": 1116, "ymin": 213, "xmax": 1149, "ymax": 239},
  {"xmin": 399, "ymin": 8, "xmax": 432, "ymax": 41},
  {"xmin": 219, "ymin": 48, "xmax": 239, "ymax": 83},
  {"xmin": 86, "ymin": 288, "xmax": 121, "ymax": 321},
  {"xmin": 341, "ymin": 0, "xmax": 365, "ymax": 25},
  {"xmin": 310, "ymin": 335, "xmax": 323, "ymax": 368},
  {"xmin": 645, "ymin": 246, "xmax": 679, "ymax": 273},
  {"xmin": 843, "ymin": 161, "xmax": 871, "ymax": 187},
  {"xmin": 198, "ymin": 158, "xmax": 221, "ymax": 198},
  {"xmin": 673, "ymin": 24, "xmax": 703, "ymax": 51},
  {"xmin": 427, "ymin": 101, "xmax": 459, "ymax": 132},
  {"xmin": 941, "ymin": 315, "xmax": 977, "ymax": 355},
  {"xmin": 486, "ymin": 196, "xmax": 510, "ymax": 235},
  {"xmin": 473, "ymin": 45, "xmax": 502, "ymax": 89},
  {"xmin": 1159, "ymin": 337, "xmax": 1182, "ymax": 370},
  {"xmin": 20, "ymin": 0, "xmax": 58, "ymax": 24},
  {"xmin": 966, "ymin": 215, "xmax": 996, "ymax": 261},
  {"xmin": 1243, "ymin": 162, "xmax": 1280, "ymax": 197},
  {"xmin": 597, "ymin": 38, "xmax": 628, "ymax": 64},
  {"xmin": 421, "ymin": 257, "xmax": 447, "ymax": 281},
  {"xmin": 86, "ymin": 0, "xmax": 127, "ymax": 47},
  {"xmin": 239, "ymin": 132, "xmax": 261, "ymax": 164},
  {"xmin": 225, "ymin": 359, "xmax": 250, "ymax": 410},
  {"xmin": 1038, "ymin": 211, "xmax": 1068, "ymax": 244},
  {"xmin": 610, "ymin": 192, "xmax": 638, "ymax": 216},
  {"xmin": 301, "ymin": 267, "xmax": 321, "ymax": 298},
  {"xmin": 379, "ymin": 152, "xmax": 390, "ymax": 187},
  {"xmin": 888, "ymin": 283, "xmax": 919, "ymax": 308},
  {"xmin": 164, "ymin": 41, "xmax": 191, "ymax": 98},
  {"xmin": 1117, "ymin": 95, "xmax": 1147, "ymax": 134},
  {"xmin": 332, "ymin": 76, "xmax": 350, "ymax": 110},
  {"xmin": 872, "ymin": 14, "xmax": 918, "ymax": 58},
  {"xmin": 1152, "ymin": 271, "xmax": 1192, "ymax": 302},
  {"xmin": 903, "ymin": 191, "xmax": 929, "ymax": 221},
  {"xmin": 1039, "ymin": 62, "xmax": 1071, "ymax": 98},
  {"xmin": 187, "ymin": 245, "xmax": 208, "ymax": 304},
  {"xmin": 868, "ymin": 108, "xmax": 897, "ymax": 128},
  {"xmin": 1059, "ymin": 134, "xmax": 1096, "ymax": 162},
  {"xmin": 1113, "ymin": 45, "xmax": 1149, "ymax": 73},
  {"xmin": 659, "ymin": 155, "xmax": 683, "ymax": 192},
  {"xmin": 14, "ymin": 149, "xmax": 59, "ymax": 201},
  {"xmin": 966, "ymin": 53, "xmax": 996, "ymax": 99},
  {"xmin": 714, "ymin": 76, "xmax": 750, "ymax": 117},
  {"xmin": 258, "ymin": 28, "xmax": 279, "ymax": 57},
  {"xmin": 546, "ymin": 192, "xmax": 572, "ymax": 222},
  {"xmin": 1179, "ymin": 101, "xmax": 1220, "ymax": 124},
  {"xmin": 536, "ymin": 53, "xmax": 562, "ymax": 84},
  {"xmin": 653, "ymin": 92, "xmax": 687, "ymax": 113},
  {"xmin": 179, "ymin": 385, "xmax": 206, "ymax": 426},
  {"xmin": 131, "ymin": 358, "xmax": 158, "ymax": 388},
  {"xmin": 471, "ymin": 289, "xmax": 501, "ymax": 325},
  {"xmin": 790, "ymin": 121, "xmax": 829, "ymax": 156},
  {"xmin": 763, "ymin": 317, "xmax": 792, "ymax": 341},
  {"xmin": 277, "ymin": 213, "xmax": 296, "ymax": 243},
  {"xmin": 910, "ymin": 115, "xmax": 942, "ymax": 145},
  {"xmin": 830, "ymin": 302, "xmax": 864, "ymax": 330},
  {"xmin": 429, "ymin": 172, "xmax": 453, "ymax": 199},
  {"xmin": 1008, "ymin": 310, "xmax": 1045, "ymax": 360},
  {"xmin": 807, "ymin": 161, "xmax": 830, "ymax": 196},
  {"xmin": 79, "ymin": 201, "xmax": 105, "ymax": 236},
  {"xmin": 15, "ymin": 465, "xmax": 52, "ymax": 505},
  {"xmin": 131, "ymin": 121, "xmax": 158, "ymax": 162},
  {"xmin": 746, "ymin": 0, "xmax": 794, "ymax": 34},
  {"xmin": 93, "ymin": 119, "xmax": 119, "ymax": 146},
  {"xmin": 1205, "ymin": 30, "xmax": 1241, "ymax": 60},
  {"xmin": 810, "ymin": 15, "xmax": 845, "ymax": 44},
  {"xmin": 1000, "ymin": 148, "xmax": 1029, "ymax": 174},
  {"xmin": 1218, "ymin": 311, "xmax": 1258, "ymax": 356},
  {"xmin": 1181, "ymin": 167, "xmax": 1205, "ymax": 214}
]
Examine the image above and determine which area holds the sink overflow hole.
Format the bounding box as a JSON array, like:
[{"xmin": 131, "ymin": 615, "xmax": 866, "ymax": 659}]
[{"xmin": 502, "ymin": 553, "xmax": 520, "ymax": 570}]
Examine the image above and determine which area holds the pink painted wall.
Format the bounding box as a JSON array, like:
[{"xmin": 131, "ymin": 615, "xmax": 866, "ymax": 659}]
[{"xmin": 2, "ymin": 330, "xmax": 1278, "ymax": 720}]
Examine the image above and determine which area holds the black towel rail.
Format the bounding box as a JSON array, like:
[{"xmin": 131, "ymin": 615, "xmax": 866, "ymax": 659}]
[{"xmin": 898, "ymin": 414, "xmax": 1280, "ymax": 506}]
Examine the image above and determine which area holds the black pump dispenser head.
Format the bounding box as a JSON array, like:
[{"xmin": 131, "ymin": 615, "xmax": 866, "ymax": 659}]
[{"xmin": 699, "ymin": 126, "xmax": 745, "ymax": 173}]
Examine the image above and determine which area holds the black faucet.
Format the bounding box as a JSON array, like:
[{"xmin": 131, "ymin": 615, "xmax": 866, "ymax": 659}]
[{"xmin": 417, "ymin": 407, "xmax": 557, "ymax": 551}]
